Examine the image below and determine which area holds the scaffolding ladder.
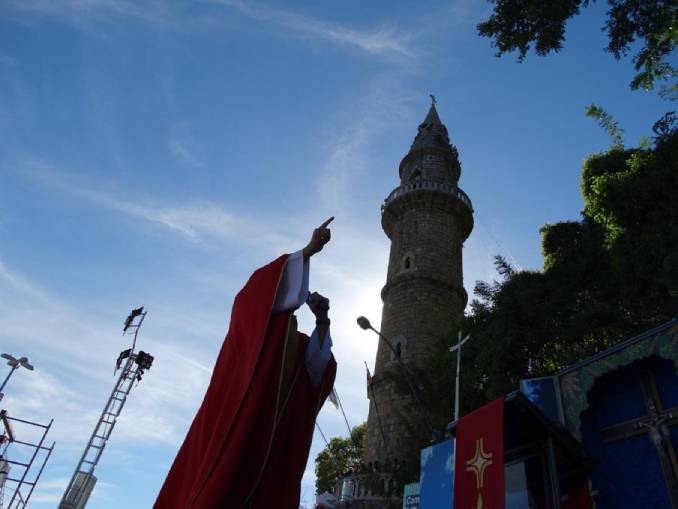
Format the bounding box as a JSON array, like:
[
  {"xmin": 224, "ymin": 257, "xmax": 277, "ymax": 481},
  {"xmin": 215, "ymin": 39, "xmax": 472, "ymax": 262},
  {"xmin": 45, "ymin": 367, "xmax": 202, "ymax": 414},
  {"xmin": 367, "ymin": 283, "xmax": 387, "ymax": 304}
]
[{"xmin": 59, "ymin": 309, "xmax": 150, "ymax": 509}]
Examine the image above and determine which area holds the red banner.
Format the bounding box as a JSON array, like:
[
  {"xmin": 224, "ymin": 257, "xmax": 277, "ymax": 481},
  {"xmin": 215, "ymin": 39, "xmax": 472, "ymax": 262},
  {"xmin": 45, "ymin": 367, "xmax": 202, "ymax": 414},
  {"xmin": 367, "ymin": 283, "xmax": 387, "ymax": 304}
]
[{"xmin": 454, "ymin": 397, "xmax": 504, "ymax": 509}]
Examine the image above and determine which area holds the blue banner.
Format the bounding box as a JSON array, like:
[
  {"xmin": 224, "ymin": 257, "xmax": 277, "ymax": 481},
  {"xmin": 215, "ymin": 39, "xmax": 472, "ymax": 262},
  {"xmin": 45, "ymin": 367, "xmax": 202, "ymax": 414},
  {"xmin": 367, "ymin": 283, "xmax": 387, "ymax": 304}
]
[{"xmin": 419, "ymin": 437, "xmax": 454, "ymax": 508}]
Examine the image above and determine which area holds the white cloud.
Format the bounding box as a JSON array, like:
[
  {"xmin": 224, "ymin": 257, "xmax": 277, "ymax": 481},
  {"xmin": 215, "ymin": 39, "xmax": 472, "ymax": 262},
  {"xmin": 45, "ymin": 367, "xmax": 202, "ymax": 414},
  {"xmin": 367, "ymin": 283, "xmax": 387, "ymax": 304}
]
[
  {"xmin": 16, "ymin": 159, "xmax": 287, "ymax": 249},
  {"xmin": 0, "ymin": 223, "xmax": 388, "ymax": 507},
  {"xmin": 6, "ymin": 95, "xmax": 497, "ymax": 507},
  {"xmin": 0, "ymin": 51, "xmax": 15, "ymax": 66},
  {"xmin": 314, "ymin": 76, "xmax": 413, "ymax": 213},
  {"xmin": 0, "ymin": 257, "xmax": 222, "ymax": 505},
  {"xmin": 3, "ymin": 0, "xmax": 179, "ymax": 27},
  {"xmin": 168, "ymin": 138, "xmax": 200, "ymax": 166},
  {"xmin": 211, "ymin": 0, "xmax": 414, "ymax": 58},
  {"xmin": 0, "ymin": 259, "xmax": 53, "ymax": 303},
  {"xmin": 5, "ymin": 0, "xmax": 416, "ymax": 60},
  {"xmin": 168, "ymin": 124, "xmax": 203, "ymax": 167}
]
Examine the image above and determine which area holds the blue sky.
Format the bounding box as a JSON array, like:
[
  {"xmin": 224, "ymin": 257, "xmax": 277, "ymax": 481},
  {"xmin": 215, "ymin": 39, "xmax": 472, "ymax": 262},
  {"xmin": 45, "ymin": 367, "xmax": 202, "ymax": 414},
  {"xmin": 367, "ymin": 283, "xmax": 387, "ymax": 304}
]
[{"xmin": 0, "ymin": 0, "xmax": 671, "ymax": 507}]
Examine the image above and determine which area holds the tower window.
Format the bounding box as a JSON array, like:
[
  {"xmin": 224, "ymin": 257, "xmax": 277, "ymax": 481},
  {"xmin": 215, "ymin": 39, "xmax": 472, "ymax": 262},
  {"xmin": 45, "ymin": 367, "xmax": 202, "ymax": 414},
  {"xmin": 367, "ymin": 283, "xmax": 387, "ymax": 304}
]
[
  {"xmin": 409, "ymin": 169, "xmax": 422, "ymax": 182},
  {"xmin": 390, "ymin": 335, "xmax": 407, "ymax": 361},
  {"xmin": 401, "ymin": 252, "xmax": 415, "ymax": 272}
]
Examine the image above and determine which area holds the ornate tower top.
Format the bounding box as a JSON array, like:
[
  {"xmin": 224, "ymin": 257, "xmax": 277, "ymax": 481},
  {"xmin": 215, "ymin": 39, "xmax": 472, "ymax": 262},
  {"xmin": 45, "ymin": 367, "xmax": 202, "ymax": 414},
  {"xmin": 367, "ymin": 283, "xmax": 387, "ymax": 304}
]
[
  {"xmin": 410, "ymin": 98, "xmax": 451, "ymax": 152},
  {"xmin": 398, "ymin": 98, "xmax": 462, "ymax": 185}
]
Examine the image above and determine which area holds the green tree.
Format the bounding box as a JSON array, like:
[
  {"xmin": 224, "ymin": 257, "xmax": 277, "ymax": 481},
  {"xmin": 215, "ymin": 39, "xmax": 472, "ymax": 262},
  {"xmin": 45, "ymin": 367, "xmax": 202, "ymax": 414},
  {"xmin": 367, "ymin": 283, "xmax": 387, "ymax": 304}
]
[
  {"xmin": 314, "ymin": 422, "xmax": 367, "ymax": 495},
  {"xmin": 460, "ymin": 124, "xmax": 678, "ymax": 406},
  {"xmin": 585, "ymin": 103, "xmax": 625, "ymax": 147},
  {"xmin": 478, "ymin": 0, "xmax": 678, "ymax": 97}
]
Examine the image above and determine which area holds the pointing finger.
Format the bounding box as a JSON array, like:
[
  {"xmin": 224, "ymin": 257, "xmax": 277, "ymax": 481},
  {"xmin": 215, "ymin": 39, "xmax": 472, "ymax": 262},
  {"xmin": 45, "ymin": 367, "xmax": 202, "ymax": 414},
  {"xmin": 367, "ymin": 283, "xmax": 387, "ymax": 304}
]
[{"xmin": 319, "ymin": 216, "xmax": 335, "ymax": 229}]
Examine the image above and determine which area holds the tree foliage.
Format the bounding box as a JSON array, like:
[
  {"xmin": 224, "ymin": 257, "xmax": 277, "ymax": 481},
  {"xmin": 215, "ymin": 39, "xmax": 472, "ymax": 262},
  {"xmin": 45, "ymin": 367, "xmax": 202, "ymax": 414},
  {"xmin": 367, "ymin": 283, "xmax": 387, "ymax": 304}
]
[
  {"xmin": 314, "ymin": 422, "xmax": 367, "ymax": 495},
  {"xmin": 478, "ymin": 0, "xmax": 677, "ymax": 96},
  {"xmin": 585, "ymin": 103, "xmax": 625, "ymax": 147},
  {"xmin": 461, "ymin": 126, "xmax": 678, "ymax": 405}
]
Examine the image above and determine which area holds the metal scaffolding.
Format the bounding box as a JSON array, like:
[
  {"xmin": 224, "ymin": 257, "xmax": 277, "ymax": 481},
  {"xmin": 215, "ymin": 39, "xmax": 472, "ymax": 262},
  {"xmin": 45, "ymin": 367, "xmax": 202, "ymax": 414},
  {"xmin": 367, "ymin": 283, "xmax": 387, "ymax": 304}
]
[
  {"xmin": 0, "ymin": 410, "xmax": 55, "ymax": 509},
  {"xmin": 59, "ymin": 308, "xmax": 153, "ymax": 509}
]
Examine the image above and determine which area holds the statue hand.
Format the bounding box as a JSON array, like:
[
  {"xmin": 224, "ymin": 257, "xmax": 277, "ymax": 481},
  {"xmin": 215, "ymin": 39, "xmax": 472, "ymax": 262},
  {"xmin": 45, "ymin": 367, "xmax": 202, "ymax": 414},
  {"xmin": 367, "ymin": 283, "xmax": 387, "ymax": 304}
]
[
  {"xmin": 303, "ymin": 217, "xmax": 333, "ymax": 259},
  {"xmin": 306, "ymin": 292, "xmax": 330, "ymax": 320}
]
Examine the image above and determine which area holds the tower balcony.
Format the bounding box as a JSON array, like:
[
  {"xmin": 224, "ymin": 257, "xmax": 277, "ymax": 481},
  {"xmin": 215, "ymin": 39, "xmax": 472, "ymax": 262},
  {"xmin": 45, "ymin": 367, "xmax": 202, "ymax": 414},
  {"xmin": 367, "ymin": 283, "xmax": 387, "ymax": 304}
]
[
  {"xmin": 381, "ymin": 180, "xmax": 473, "ymax": 214},
  {"xmin": 381, "ymin": 180, "xmax": 474, "ymax": 241}
]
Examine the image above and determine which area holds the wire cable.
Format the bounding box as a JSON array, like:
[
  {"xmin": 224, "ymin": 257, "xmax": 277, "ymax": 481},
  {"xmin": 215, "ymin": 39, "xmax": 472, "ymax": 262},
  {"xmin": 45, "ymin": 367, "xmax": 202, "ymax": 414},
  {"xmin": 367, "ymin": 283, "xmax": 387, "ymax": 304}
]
[
  {"xmin": 365, "ymin": 362, "xmax": 392, "ymax": 463},
  {"xmin": 315, "ymin": 422, "xmax": 330, "ymax": 448},
  {"xmin": 333, "ymin": 388, "xmax": 359, "ymax": 449},
  {"xmin": 476, "ymin": 214, "xmax": 523, "ymax": 271}
]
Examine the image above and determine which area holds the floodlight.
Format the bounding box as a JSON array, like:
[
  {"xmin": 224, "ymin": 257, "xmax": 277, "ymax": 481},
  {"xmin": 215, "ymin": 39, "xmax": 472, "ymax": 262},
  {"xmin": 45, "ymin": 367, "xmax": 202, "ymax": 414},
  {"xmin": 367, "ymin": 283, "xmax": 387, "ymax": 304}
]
[
  {"xmin": 136, "ymin": 351, "xmax": 154, "ymax": 370},
  {"xmin": 123, "ymin": 306, "xmax": 144, "ymax": 332},
  {"xmin": 115, "ymin": 349, "xmax": 132, "ymax": 372},
  {"xmin": 0, "ymin": 353, "xmax": 35, "ymax": 393},
  {"xmin": 17, "ymin": 357, "xmax": 34, "ymax": 370},
  {"xmin": 357, "ymin": 316, "xmax": 371, "ymax": 330}
]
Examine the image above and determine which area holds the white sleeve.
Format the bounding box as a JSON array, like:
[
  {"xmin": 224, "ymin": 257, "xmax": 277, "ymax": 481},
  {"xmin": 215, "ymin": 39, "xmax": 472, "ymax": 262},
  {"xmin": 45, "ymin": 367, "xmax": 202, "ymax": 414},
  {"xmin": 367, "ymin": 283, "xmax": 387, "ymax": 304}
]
[
  {"xmin": 273, "ymin": 250, "xmax": 332, "ymax": 386},
  {"xmin": 272, "ymin": 250, "xmax": 310, "ymax": 312},
  {"xmin": 305, "ymin": 329, "xmax": 333, "ymax": 387}
]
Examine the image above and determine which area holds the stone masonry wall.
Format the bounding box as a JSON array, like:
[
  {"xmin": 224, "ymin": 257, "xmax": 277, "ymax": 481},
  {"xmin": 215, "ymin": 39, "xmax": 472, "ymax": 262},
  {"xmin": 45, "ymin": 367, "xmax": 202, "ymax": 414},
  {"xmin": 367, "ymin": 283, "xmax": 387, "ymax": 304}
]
[{"xmin": 364, "ymin": 142, "xmax": 472, "ymax": 470}]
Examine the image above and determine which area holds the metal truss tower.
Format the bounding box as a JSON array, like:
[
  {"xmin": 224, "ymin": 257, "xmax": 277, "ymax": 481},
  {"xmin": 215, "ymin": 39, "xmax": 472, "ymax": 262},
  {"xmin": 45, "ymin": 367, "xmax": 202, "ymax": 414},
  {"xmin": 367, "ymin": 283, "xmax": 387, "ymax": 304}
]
[
  {"xmin": 0, "ymin": 410, "xmax": 55, "ymax": 509},
  {"xmin": 59, "ymin": 308, "xmax": 154, "ymax": 509}
]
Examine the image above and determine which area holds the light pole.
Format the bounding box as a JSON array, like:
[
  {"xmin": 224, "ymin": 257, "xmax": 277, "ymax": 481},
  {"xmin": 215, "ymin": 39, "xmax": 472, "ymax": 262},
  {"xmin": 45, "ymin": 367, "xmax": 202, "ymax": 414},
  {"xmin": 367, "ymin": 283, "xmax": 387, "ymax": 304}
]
[
  {"xmin": 356, "ymin": 316, "xmax": 436, "ymax": 439},
  {"xmin": 449, "ymin": 331, "xmax": 470, "ymax": 421},
  {"xmin": 0, "ymin": 354, "xmax": 34, "ymax": 399}
]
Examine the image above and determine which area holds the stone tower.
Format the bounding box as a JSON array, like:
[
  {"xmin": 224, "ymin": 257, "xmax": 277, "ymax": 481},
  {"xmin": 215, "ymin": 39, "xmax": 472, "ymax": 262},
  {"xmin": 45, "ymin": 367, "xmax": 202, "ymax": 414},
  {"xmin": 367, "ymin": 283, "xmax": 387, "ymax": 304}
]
[{"xmin": 365, "ymin": 99, "xmax": 474, "ymax": 470}]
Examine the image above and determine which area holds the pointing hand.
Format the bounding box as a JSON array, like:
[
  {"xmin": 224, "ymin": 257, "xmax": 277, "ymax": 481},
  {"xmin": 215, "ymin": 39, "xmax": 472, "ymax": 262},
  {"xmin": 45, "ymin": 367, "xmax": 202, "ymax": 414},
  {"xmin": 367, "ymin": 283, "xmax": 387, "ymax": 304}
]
[{"xmin": 303, "ymin": 217, "xmax": 334, "ymax": 259}]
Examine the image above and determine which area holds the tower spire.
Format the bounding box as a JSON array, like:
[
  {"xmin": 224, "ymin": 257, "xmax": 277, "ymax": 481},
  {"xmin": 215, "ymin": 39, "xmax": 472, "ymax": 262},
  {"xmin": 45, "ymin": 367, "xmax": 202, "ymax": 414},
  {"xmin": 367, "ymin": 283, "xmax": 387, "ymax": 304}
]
[{"xmin": 410, "ymin": 97, "xmax": 450, "ymax": 152}]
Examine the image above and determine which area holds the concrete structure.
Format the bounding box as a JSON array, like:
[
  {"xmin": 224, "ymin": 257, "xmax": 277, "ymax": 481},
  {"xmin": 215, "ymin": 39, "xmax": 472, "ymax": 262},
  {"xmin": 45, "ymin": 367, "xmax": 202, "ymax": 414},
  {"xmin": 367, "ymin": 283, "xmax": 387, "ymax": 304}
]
[{"xmin": 364, "ymin": 99, "xmax": 473, "ymax": 471}]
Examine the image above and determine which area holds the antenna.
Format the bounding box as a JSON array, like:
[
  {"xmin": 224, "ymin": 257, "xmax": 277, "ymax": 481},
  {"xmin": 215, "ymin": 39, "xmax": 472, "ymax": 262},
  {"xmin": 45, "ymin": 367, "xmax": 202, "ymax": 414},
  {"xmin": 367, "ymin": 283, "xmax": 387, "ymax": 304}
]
[{"xmin": 59, "ymin": 308, "xmax": 154, "ymax": 509}]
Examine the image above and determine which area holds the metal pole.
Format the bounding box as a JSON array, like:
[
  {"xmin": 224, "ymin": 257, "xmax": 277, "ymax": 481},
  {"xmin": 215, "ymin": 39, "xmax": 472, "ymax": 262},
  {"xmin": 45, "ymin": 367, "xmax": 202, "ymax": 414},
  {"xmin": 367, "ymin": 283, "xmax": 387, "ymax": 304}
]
[
  {"xmin": 22, "ymin": 440, "xmax": 55, "ymax": 508},
  {"xmin": 451, "ymin": 332, "xmax": 469, "ymax": 422},
  {"xmin": 0, "ymin": 367, "xmax": 18, "ymax": 394},
  {"xmin": 455, "ymin": 333, "xmax": 462, "ymax": 421},
  {"xmin": 59, "ymin": 354, "xmax": 134, "ymax": 508}
]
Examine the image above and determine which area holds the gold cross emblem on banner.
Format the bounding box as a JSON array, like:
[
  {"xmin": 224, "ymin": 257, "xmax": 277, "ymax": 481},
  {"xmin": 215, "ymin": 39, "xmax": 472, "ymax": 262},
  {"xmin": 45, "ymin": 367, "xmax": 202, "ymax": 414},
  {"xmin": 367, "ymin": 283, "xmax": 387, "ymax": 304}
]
[{"xmin": 465, "ymin": 437, "xmax": 493, "ymax": 489}]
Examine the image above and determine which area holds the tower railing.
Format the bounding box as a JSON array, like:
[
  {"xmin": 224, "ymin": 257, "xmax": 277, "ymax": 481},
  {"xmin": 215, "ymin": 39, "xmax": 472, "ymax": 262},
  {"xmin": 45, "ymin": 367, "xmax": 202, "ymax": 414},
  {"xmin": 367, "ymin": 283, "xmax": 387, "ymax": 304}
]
[{"xmin": 382, "ymin": 181, "xmax": 473, "ymax": 212}]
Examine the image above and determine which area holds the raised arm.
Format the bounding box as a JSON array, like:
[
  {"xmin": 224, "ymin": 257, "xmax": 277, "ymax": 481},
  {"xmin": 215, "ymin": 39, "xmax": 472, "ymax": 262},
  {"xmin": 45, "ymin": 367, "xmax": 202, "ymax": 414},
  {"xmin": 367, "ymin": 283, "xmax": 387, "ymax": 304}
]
[{"xmin": 272, "ymin": 217, "xmax": 334, "ymax": 313}]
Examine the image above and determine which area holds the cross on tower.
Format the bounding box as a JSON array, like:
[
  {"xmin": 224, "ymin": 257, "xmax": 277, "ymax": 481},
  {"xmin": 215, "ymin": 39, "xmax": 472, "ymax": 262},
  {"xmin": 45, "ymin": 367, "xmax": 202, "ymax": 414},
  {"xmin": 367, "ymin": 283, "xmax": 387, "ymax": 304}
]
[{"xmin": 600, "ymin": 371, "xmax": 678, "ymax": 507}]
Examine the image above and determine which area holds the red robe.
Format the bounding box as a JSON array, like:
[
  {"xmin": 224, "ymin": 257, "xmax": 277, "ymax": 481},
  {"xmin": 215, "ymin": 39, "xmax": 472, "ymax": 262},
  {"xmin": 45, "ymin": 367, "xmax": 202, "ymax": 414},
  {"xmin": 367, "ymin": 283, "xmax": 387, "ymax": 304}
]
[{"xmin": 154, "ymin": 255, "xmax": 337, "ymax": 509}]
